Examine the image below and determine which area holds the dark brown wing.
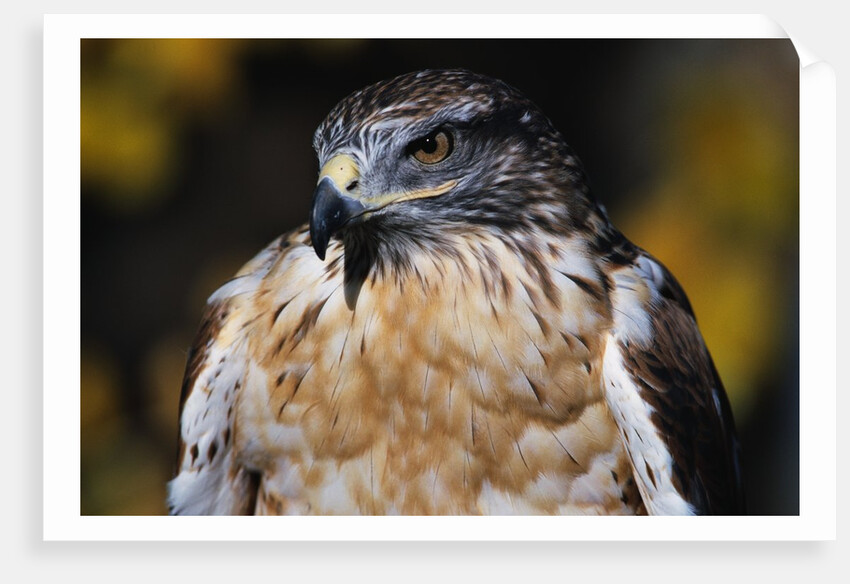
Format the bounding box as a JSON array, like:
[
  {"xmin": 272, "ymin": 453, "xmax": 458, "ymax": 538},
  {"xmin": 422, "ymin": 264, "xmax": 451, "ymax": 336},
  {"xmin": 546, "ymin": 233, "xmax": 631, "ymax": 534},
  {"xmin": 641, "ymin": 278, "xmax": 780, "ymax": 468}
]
[{"xmin": 603, "ymin": 252, "xmax": 745, "ymax": 515}]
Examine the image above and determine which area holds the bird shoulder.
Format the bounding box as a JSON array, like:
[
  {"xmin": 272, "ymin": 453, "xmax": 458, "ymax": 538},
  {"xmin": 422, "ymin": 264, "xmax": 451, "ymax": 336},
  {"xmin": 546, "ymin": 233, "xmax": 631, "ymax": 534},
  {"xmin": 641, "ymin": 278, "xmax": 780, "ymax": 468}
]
[
  {"xmin": 167, "ymin": 234, "xmax": 294, "ymax": 514},
  {"xmin": 601, "ymin": 252, "xmax": 745, "ymax": 515}
]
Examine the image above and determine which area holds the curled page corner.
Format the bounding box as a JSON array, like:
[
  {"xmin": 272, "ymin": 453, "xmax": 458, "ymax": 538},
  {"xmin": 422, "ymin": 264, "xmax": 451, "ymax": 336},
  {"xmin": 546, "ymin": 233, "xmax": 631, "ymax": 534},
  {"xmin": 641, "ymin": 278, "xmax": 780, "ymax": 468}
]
[
  {"xmin": 789, "ymin": 35, "xmax": 829, "ymax": 69},
  {"xmin": 751, "ymin": 14, "xmax": 823, "ymax": 69}
]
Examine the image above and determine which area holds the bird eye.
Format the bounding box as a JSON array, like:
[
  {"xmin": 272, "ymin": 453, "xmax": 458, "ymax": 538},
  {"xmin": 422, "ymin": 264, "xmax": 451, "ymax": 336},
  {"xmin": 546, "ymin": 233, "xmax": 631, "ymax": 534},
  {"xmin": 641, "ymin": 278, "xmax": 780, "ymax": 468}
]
[{"xmin": 408, "ymin": 129, "xmax": 454, "ymax": 165}]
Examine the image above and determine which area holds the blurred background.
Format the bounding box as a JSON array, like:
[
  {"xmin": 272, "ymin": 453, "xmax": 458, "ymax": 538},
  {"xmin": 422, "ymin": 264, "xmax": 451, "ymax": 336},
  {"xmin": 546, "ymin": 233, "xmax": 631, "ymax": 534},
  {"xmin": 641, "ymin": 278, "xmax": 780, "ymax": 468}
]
[{"xmin": 80, "ymin": 38, "xmax": 799, "ymax": 515}]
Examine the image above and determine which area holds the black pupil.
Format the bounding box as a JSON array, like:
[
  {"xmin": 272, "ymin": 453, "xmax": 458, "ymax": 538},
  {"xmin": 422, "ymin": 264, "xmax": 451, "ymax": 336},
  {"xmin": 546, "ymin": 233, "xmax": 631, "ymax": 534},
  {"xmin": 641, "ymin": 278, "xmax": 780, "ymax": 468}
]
[{"xmin": 420, "ymin": 135, "xmax": 438, "ymax": 154}]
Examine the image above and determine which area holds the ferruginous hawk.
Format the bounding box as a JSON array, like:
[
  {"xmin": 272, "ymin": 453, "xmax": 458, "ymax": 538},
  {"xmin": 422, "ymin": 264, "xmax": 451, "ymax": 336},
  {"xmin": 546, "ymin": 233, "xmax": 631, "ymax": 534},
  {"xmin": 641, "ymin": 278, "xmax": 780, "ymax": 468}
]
[{"xmin": 168, "ymin": 69, "xmax": 745, "ymax": 515}]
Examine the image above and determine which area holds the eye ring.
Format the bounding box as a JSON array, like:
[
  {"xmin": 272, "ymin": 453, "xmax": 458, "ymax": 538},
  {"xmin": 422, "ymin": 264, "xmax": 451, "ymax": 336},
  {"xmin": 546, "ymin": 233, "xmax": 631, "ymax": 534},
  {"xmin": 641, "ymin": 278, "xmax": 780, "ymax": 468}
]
[{"xmin": 408, "ymin": 129, "xmax": 454, "ymax": 165}]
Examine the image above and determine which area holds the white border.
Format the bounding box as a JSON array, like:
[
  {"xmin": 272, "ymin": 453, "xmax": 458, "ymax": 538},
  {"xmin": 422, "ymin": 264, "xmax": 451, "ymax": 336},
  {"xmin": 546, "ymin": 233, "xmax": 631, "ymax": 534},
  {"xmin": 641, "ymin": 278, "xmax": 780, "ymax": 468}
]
[
  {"xmin": 44, "ymin": 14, "xmax": 835, "ymax": 541},
  {"xmin": 48, "ymin": 13, "xmax": 786, "ymax": 39}
]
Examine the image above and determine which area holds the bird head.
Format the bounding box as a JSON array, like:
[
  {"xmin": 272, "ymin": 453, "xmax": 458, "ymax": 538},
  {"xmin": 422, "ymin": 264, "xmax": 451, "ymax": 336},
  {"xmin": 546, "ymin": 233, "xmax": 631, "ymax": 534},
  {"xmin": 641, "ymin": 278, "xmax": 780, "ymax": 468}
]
[{"xmin": 309, "ymin": 69, "xmax": 594, "ymax": 261}]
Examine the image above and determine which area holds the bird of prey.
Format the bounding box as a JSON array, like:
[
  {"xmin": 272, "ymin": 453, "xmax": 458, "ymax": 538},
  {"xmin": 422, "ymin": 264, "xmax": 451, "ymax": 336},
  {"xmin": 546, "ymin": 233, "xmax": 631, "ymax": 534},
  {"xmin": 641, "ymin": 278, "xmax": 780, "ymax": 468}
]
[{"xmin": 167, "ymin": 69, "xmax": 744, "ymax": 515}]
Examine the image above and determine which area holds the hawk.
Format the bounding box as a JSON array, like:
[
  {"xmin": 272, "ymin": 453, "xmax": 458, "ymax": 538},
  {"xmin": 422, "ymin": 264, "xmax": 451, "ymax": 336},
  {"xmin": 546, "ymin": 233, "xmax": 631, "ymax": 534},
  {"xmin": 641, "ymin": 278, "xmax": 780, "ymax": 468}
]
[{"xmin": 167, "ymin": 69, "xmax": 745, "ymax": 515}]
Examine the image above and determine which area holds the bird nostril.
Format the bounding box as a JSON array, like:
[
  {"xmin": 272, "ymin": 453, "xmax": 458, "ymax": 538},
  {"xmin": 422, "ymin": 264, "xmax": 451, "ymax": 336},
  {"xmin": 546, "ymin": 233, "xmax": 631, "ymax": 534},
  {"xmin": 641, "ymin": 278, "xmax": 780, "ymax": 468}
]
[{"xmin": 346, "ymin": 180, "xmax": 359, "ymax": 192}]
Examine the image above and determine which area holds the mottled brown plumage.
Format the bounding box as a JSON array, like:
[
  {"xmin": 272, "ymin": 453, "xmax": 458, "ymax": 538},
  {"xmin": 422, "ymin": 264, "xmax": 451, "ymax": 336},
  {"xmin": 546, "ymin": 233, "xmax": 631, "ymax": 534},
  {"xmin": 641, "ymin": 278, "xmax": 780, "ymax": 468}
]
[{"xmin": 168, "ymin": 69, "xmax": 744, "ymax": 515}]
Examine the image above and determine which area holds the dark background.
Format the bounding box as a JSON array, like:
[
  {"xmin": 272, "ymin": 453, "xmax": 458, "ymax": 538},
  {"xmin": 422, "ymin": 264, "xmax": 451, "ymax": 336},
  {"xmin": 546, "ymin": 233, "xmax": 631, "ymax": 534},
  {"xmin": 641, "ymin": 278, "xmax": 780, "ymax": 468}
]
[{"xmin": 80, "ymin": 38, "xmax": 799, "ymax": 515}]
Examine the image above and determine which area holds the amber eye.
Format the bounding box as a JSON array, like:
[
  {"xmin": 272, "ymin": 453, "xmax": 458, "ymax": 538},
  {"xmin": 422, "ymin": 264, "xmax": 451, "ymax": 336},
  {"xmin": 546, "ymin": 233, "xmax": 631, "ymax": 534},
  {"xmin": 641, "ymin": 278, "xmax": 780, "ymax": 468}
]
[{"xmin": 409, "ymin": 129, "xmax": 454, "ymax": 165}]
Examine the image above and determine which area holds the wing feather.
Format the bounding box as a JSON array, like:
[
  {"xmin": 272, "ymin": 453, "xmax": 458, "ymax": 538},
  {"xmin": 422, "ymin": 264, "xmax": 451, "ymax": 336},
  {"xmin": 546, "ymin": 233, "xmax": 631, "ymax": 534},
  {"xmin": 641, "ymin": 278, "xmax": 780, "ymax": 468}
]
[
  {"xmin": 602, "ymin": 252, "xmax": 745, "ymax": 515},
  {"xmin": 167, "ymin": 236, "xmax": 288, "ymax": 515}
]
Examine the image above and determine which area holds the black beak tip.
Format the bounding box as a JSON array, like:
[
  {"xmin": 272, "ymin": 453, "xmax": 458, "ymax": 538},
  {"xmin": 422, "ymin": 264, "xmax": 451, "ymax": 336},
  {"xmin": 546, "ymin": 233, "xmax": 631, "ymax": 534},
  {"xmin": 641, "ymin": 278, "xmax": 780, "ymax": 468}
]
[
  {"xmin": 309, "ymin": 177, "xmax": 365, "ymax": 262},
  {"xmin": 310, "ymin": 221, "xmax": 329, "ymax": 261}
]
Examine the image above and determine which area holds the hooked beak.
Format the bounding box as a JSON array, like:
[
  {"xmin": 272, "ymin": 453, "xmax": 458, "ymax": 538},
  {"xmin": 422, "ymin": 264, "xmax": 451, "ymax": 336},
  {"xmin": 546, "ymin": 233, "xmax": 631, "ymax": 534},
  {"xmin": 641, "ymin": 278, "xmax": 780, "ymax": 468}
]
[
  {"xmin": 309, "ymin": 154, "xmax": 364, "ymax": 261},
  {"xmin": 309, "ymin": 176, "xmax": 365, "ymax": 260}
]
